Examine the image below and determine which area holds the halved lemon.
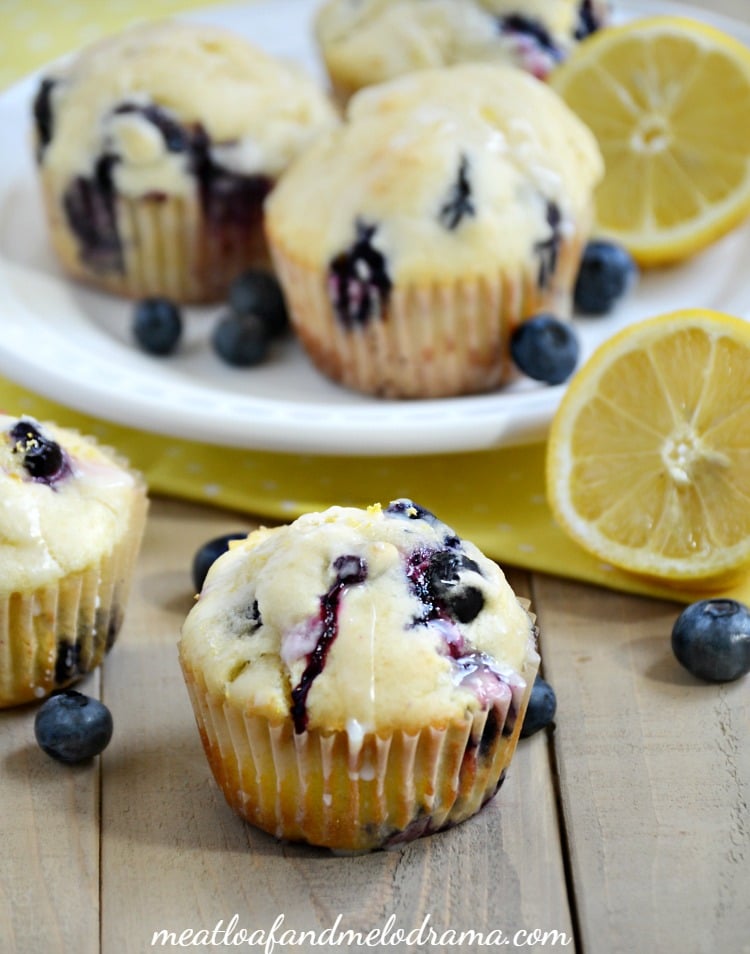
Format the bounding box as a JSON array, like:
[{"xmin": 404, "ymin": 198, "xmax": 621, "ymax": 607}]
[
  {"xmin": 550, "ymin": 16, "xmax": 750, "ymax": 266},
  {"xmin": 546, "ymin": 310, "xmax": 750, "ymax": 583}
]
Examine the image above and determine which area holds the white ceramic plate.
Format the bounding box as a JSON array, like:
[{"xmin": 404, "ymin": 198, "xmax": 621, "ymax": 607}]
[{"xmin": 1, "ymin": 0, "xmax": 749, "ymax": 456}]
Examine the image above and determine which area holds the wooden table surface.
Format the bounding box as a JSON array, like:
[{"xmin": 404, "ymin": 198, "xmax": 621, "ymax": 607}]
[{"xmin": 2, "ymin": 496, "xmax": 748, "ymax": 954}]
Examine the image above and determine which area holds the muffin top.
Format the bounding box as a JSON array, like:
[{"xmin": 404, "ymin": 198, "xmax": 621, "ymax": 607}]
[
  {"xmin": 33, "ymin": 19, "xmax": 337, "ymax": 196},
  {"xmin": 180, "ymin": 500, "xmax": 538, "ymax": 735},
  {"xmin": 315, "ymin": 0, "xmax": 610, "ymax": 87},
  {"xmin": 265, "ymin": 62, "xmax": 603, "ymax": 286},
  {"xmin": 0, "ymin": 415, "xmax": 144, "ymax": 592}
]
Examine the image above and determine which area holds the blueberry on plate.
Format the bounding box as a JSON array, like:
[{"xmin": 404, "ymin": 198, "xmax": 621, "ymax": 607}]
[
  {"xmin": 192, "ymin": 532, "xmax": 247, "ymax": 592},
  {"xmin": 671, "ymin": 598, "xmax": 750, "ymax": 682},
  {"xmin": 510, "ymin": 314, "xmax": 579, "ymax": 385},
  {"xmin": 227, "ymin": 268, "xmax": 289, "ymax": 338},
  {"xmin": 132, "ymin": 297, "xmax": 182, "ymax": 356},
  {"xmin": 520, "ymin": 675, "xmax": 557, "ymax": 738},
  {"xmin": 574, "ymin": 239, "xmax": 638, "ymax": 316},
  {"xmin": 212, "ymin": 313, "xmax": 270, "ymax": 367},
  {"xmin": 34, "ymin": 690, "xmax": 113, "ymax": 763}
]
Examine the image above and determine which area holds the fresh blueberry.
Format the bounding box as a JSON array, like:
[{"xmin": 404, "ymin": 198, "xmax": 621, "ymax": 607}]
[
  {"xmin": 34, "ymin": 690, "xmax": 113, "ymax": 764},
  {"xmin": 510, "ymin": 314, "xmax": 579, "ymax": 384},
  {"xmin": 671, "ymin": 599, "xmax": 750, "ymax": 682},
  {"xmin": 519, "ymin": 675, "xmax": 557, "ymax": 738},
  {"xmin": 212, "ymin": 313, "xmax": 270, "ymax": 367},
  {"xmin": 192, "ymin": 532, "xmax": 247, "ymax": 592},
  {"xmin": 574, "ymin": 240, "xmax": 638, "ymax": 315},
  {"xmin": 9, "ymin": 419, "xmax": 68, "ymax": 483},
  {"xmin": 132, "ymin": 298, "xmax": 182, "ymax": 356},
  {"xmin": 228, "ymin": 269, "xmax": 289, "ymax": 338}
]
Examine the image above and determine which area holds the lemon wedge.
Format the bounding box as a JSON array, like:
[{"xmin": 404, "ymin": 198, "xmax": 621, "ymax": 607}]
[
  {"xmin": 550, "ymin": 16, "xmax": 750, "ymax": 265},
  {"xmin": 546, "ymin": 310, "xmax": 750, "ymax": 584}
]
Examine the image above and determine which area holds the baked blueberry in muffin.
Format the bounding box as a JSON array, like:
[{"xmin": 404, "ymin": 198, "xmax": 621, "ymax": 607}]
[{"xmin": 328, "ymin": 220, "xmax": 393, "ymax": 327}]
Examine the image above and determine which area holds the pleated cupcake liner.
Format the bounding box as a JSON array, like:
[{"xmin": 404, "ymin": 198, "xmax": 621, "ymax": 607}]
[
  {"xmin": 40, "ymin": 177, "xmax": 270, "ymax": 304},
  {"xmin": 180, "ymin": 646, "xmax": 538, "ymax": 852},
  {"xmin": 267, "ymin": 226, "xmax": 589, "ymax": 399},
  {"xmin": 0, "ymin": 480, "xmax": 147, "ymax": 708}
]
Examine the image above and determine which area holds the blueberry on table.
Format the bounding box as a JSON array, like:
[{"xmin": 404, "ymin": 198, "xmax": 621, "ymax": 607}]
[
  {"xmin": 510, "ymin": 314, "xmax": 579, "ymax": 385},
  {"xmin": 132, "ymin": 298, "xmax": 183, "ymax": 356},
  {"xmin": 574, "ymin": 239, "xmax": 638, "ymax": 316},
  {"xmin": 212, "ymin": 313, "xmax": 270, "ymax": 367},
  {"xmin": 520, "ymin": 675, "xmax": 557, "ymax": 738},
  {"xmin": 227, "ymin": 268, "xmax": 289, "ymax": 338},
  {"xmin": 34, "ymin": 690, "xmax": 113, "ymax": 764},
  {"xmin": 671, "ymin": 599, "xmax": 750, "ymax": 682},
  {"xmin": 192, "ymin": 532, "xmax": 247, "ymax": 592}
]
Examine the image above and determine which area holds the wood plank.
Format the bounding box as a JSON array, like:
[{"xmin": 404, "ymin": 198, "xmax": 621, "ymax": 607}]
[
  {"xmin": 0, "ymin": 674, "xmax": 101, "ymax": 954},
  {"xmin": 533, "ymin": 573, "xmax": 750, "ymax": 954},
  {"xmin": 100, "ymin": 500, "xmax": 574, "ymax": 951}
]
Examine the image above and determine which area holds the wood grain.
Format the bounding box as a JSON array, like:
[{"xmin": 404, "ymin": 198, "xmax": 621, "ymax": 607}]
[
  {"xmin": 3, "ymin": 499, "xmax": 750, "ymax": 953},
  {"xmin": 534, "ymin": 573, "xmax": 750, "ymax": 954},
  {"xmin": 1, "ymin": 675, "xmax": 100, "ymax": 954}
]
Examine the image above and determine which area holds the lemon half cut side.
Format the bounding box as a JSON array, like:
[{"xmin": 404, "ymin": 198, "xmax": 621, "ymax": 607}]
[
  {"xmin": 550, "ymin": 16, "xmax": 750, "ymax": 266},
  {"xmin": 546, "ymin": 309, "xmax": 750, "ymax": 584}
]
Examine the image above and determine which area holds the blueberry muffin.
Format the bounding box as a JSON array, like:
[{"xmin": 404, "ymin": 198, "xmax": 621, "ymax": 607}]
[
  {"xmin": 32, "ymin": 20, "xmax": 337, "ymax": 303},
  {"xmin": 264, "ymin": 63, "xmax": 603, "ymax": 398},
  {"xmin": 179, "ymin": 500, "xmax": 539, "ymax": 852},
  {"xmin": 315, "ymin": 0, "xmax": 611, "ymax": 103},
  {"xmin": 0, "ymin": 415, "xmax": 147, "ymax": 707}
]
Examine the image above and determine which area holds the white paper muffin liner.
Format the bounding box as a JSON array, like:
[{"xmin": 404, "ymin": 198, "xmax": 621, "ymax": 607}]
[
  {"xmin": 0, "ymin": 479, "xmax": 147, "ymax": 708},
  {"xmin": 40, "ymin": 176, "xmax": 270, "ymax": 304},
  {"xmin": 268, "ymin": 222, "xmax": 590, "ymax": 398},
  {"xmin": 181, "ymin": 646, "xmax": 539, "ymax": 852}
]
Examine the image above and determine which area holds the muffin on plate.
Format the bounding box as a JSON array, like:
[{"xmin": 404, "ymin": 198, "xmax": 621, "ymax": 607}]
[
  {"xmin": 315, "ymin": 0, "xmax": 611, "ymax": 103},
  {"xmin": 264, "ymin": 62, "xmax": 603, "ymax": 398},
  {"xmin": 0, "ymin": 415, "xmax": 148, "ymax": 708},
  {"xmin": 179, "ymin": 499, "xmax": 539, "ymax": 852},
  {"xmin": 31, "ymin": 20, "xmax": 337, "ymax": 303}
]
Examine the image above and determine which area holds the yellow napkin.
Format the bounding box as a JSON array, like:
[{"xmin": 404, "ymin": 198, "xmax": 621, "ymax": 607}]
[
  {"xmin": 6, "ymin": 378, "xmax": 750, "ymax": 605},
  {"xmin": 3, "ymin": 0, "xmax": 749, "ymax": 605}
]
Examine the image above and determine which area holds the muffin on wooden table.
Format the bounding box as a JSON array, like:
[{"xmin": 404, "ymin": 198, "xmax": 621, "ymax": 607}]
[
  {"xmin": 0, "ymin": 415, "xmax": 147, "ymax": 708},
  {"xmin": 179, "ymin": 499, "xmax": 539, "ymax": 852},
  {"xmin": 32, "ymin": 20, "xmax": 337, "ymax": 302}
]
